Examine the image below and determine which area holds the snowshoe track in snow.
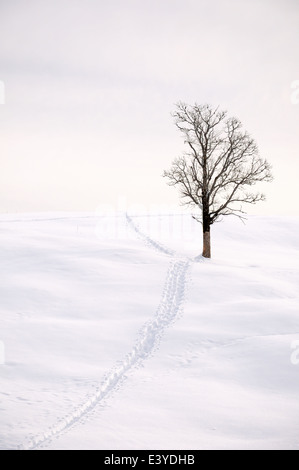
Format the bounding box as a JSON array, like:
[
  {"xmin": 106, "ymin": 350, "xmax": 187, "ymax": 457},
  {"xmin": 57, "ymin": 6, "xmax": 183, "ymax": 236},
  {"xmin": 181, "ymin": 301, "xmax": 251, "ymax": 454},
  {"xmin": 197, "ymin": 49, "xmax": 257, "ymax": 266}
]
[
  {"xmin": 21, "ymin": 215, "xmax": 191, "ymax": 450},
  {"xmin": 125, "ymin": 213, "xmax": 175, "ymax": 256}
]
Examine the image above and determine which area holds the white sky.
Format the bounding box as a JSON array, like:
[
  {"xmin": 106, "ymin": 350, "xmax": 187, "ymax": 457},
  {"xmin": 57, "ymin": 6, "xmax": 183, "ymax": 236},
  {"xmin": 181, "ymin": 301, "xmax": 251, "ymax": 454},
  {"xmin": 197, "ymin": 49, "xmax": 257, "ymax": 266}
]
[{"xmin": 0, "ymin": 0, "xmax": 298, "ymax": 215}]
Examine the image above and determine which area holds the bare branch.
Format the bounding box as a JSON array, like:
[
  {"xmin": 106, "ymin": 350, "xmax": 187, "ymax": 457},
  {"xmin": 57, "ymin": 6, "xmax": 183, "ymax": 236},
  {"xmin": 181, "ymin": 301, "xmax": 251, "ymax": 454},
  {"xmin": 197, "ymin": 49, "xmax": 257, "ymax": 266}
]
[{"xmin": 164, "ymin": 102, "xmax": 273, "ymax": 231}]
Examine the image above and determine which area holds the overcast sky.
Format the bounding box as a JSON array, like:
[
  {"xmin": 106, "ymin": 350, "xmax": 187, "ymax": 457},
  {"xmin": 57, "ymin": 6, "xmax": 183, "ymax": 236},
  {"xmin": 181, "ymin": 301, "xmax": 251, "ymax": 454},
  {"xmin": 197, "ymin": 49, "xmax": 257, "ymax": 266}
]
[{"xmin": 0, "ymin": 0, "xmax": 298, "ymax": 215}]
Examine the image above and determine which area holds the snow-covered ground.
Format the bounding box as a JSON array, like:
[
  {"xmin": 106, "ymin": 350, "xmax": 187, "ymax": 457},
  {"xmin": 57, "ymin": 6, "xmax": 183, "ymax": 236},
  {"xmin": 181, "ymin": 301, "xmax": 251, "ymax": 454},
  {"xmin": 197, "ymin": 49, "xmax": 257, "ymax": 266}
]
[{"xmin": 0, "ymin": 212, "xmax": 299, "ymax": 450}]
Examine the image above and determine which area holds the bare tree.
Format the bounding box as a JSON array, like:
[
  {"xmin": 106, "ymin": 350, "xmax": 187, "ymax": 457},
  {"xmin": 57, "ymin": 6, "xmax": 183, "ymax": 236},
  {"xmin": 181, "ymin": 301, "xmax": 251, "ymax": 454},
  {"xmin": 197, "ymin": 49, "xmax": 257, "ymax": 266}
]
[{"xmin": 163, "ymin": 102, "xmax": 273, "ymax": 258}]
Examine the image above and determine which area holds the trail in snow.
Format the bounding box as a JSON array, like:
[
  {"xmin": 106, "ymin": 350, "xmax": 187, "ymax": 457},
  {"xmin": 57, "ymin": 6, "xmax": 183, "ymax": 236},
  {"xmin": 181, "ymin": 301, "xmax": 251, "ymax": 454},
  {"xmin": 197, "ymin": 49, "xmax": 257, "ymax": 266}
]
[
  {"xmin": 21, "ymin": 215, "xmax": 191, "ymax": 450},
  {"xmin": 125, "ymin": 213, "xmax": 176, "ymax": 256},
  {"xmin": 126, "ymin": 213, "xmax": 205, "ymax": 263}
]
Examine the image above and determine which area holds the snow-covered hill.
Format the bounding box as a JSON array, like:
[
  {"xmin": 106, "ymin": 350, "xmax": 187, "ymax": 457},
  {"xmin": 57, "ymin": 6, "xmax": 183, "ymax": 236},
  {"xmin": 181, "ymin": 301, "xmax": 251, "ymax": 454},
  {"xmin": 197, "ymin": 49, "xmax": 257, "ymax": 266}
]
[{"xmin": 0, "ymin": 213, "xmax": 298, "ymax": 450}]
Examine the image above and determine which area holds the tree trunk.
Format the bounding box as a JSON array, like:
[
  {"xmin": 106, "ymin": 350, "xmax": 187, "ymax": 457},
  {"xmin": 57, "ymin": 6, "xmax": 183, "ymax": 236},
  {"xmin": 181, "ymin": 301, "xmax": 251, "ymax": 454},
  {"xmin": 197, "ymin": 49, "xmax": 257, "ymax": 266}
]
[
  {"xmin": 202, "ymin": 189, "xmax": 211, "ymax": 258},
  {"xmin": 202, "ymin": 208, "xmax": 211, "ymax": 258},
  {"xmin": 202, "ymin": 230, "xmax": 211, "ymax": 258}
]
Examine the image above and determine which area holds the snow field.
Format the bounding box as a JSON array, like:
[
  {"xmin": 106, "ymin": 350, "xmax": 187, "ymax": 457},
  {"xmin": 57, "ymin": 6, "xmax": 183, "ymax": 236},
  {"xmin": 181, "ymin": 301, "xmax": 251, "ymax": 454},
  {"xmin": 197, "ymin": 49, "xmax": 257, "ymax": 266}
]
[{"xmin": 0, "ymin": 213, "xmax": 298, "ymax": 449}]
